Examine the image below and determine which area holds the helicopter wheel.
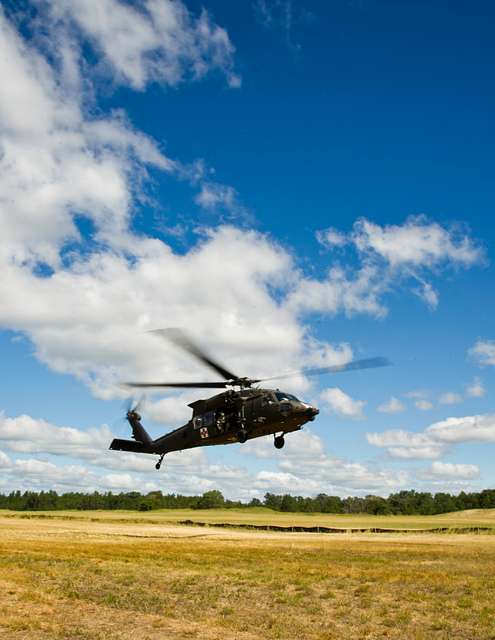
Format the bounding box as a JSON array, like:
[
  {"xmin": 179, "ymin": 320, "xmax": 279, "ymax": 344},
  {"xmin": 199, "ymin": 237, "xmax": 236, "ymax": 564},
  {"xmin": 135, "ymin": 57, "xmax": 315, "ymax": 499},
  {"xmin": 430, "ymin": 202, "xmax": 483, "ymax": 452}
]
[
  {"xmin": 274, "ymin": 435, "xmax": 285, "ymax": 449},
  {"xmin": 237, "ymin": 429, "xmax": 248, "ymax": 444},
  {"xmin": 155, "ymin": 454, "xmax": 165, "ymax": 470}
]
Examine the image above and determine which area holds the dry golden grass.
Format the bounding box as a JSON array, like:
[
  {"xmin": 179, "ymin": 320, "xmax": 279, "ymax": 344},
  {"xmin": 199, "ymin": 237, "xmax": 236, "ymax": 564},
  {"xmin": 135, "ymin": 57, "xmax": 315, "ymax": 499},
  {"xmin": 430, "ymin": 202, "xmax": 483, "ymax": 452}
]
[
  {"xmin": 5, "ymin": 506, "xmax": 495, "ymax": 530},
  {"xmin": 1, "ymin": 510, "xmax": 495, "ymax": 639}
]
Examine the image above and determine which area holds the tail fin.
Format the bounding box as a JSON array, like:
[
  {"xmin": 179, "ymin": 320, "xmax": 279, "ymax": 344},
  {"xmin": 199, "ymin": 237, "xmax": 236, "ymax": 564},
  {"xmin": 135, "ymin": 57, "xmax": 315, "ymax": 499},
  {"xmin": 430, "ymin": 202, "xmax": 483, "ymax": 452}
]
[
  {"xmin": 109, "ymin": 410, "xmax": 154, "ymax": 453},
  {"xmin": 127, "ymin": 410, "xmax": 153, "ymax": 447},
  {"xmin": 109, "ymin": 438, "xmax": 147, "ymax": 453}
]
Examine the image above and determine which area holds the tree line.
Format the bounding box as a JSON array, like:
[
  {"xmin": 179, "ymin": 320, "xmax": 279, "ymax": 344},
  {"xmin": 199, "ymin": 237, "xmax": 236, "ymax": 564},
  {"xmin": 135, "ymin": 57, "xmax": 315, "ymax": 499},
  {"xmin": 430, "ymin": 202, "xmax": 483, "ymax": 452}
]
[{"xmin": 1, "ymin": 488, "xmax": 495, "ymax": 514}]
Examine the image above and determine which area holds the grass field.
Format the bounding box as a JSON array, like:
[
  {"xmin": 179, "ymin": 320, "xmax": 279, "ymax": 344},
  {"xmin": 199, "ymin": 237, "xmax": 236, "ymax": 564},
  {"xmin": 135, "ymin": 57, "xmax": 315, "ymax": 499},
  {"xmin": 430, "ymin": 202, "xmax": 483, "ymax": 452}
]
[
  {"xmin": 5, "ymin": 506, "xmax": 495, "ymax": 530},
  {"xmin": 1, "ymin": 509, "xmax": 495, "ymax": 639}
]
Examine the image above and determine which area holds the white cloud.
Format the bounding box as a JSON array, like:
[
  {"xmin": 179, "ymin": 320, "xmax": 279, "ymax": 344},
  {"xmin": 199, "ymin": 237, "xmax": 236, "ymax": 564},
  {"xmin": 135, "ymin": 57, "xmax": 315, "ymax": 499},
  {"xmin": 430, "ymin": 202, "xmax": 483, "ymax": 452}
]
[
  {"xmin": 0, "ymin": 13, "xmax": 345, "ymax": 400},
  {"xmin": 307, "ymin": 216, "xmax": 484, "ymax": 316},
  {"xmin": 378, "ymin": 396, "xmax": 405, "ymax": 414},
  {"xmin": 320, "ymin": 387, "xmax": 365, "ymax": 419},
  {"xmin": 352, "ymin": 216, "xmax": 483, "ymax": 269},
  {"xmin": 0, "ymin": 9, "xmax": 173, "ymax": 269},
  {"xmin": 405, "ymin": 390, "xmax": 428, "ymax": 399},
  {"xmin": 439, "ymin": 392, "xmax": 463, "ymax": 405},
  {"xmin": 426, "ymin": 461, "xmax": 479, "ymax": 480},
  {"xmin": 278, "ymin": 457, "xmax": 409, "ymax": 494},
  {"xmin": 195, "ymin": 182, "xmax": 236, "ymax": 210},
  {"xmin": 0, "ymin": 411, "xmax": 255, "ymax": 497},
  {"xmin": 368, "ymin": 413, "xmax": 495, "ymax": 460},
  {"xmin": 469, "ymin": 340, "xmax": 495, "ymax": 367},
  {"xmin": 413, "ymin": 279, "xmax": 439, "ymax": 310},
  {"xmin": 316, "ymin": 227, "xmax": 348, "ymax": 248},
  {"xmin": 405, "ymin": 392, "xmax": 433, "ymax": 411},
  {"xmin": 0, "ymin": 7, "xmax": 484, "ymax": 403},
  {"xmin": 415, "ymin": 400, "xmax": 433, "ymax": 411},
  {"xmin": 0, "ymin": 409, "xmax": 412, "ymax": 498},
  {"xmin": 246, "ymin": 430, "xmax": 409, "ymax": 496},
  {"xmin": 366, "ymin": 430, "xmax": 445, "ymax": 460},
  {"xmin": 0, "ymin": 412, "xmax": 111, "ymax": 457},
  {"xmin": 288, "ymin": 263, "xmax": 389, "ymax": 319},
  {"xmin": 466, "ymin": 378, "xmax": 485, "ymax": 398},
  {"xmin": 0, "ymin": 7, "xmax": 489, "ymax": 501},
  {"xmin": 47, "ymin": 0, "xmax": 240, "ymax": 90},
  {"xmin": 426, "ymin": 414, "xmax": 495, "ymax": 443},
  {"xmin": 242, "ymin": 429, "xmax": 325, "ymax": 460},
  {"xmin": 193, "ymin": 181, "xmax": 251, "ymax": 222}
]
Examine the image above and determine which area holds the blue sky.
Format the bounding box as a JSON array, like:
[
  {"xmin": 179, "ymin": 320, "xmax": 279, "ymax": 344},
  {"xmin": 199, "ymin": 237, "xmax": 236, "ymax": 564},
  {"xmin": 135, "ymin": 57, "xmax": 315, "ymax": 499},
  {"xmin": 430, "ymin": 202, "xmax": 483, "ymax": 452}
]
[{"xmin": 0, "ymin": 0, "xmax": 494, "ymax": 499}]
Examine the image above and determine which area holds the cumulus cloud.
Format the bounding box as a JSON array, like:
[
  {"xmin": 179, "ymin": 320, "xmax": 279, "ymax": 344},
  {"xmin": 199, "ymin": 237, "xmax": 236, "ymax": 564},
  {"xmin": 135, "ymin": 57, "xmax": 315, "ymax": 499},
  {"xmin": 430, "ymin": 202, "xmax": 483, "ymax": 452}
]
[
  {"xmin": 470, "ymin": 340, "xmax": 495, "ymax": 367},
  {"xmin": 0, "ymin": 411, "xmax": 255, "ymax": 497},
  {"xmin": 0, "ymin": 414, "xmax": 410, "ymax": 498},
  {"xmin": 367, "ymin": 414, "xmax": 495, "ymax": 460},
  {"xmin": 46, "ymin": 0, "xmax": 240, "ymax": 90},
  {"xmin": 0, "ymin": 6, "xmax": 487, "ymax": 499},
  {"xmin": 244, "ymin": 428, "xmax": 409, "ymax": 495},
  {"xmin": 0, "ymin": 7, "xmax": 360, "ymax": 403},
  {"xmin": 316, "ymin": 227, "xmax": 348, "ymax": 249},
  {"xmin": 378, "ymin": 396, "xmax": 405, "ymax": 414},
  {"xmin": 320, "ymin": 387, "xmax": 365, "ymax": 419},
  {"xmin": 416, "ymin": 400, "xmax": 433, "ymax": 411},
  {"xmin": 311, "ymin": 216, "xmax": 484, "ymax": 315},
  {"xmin": 288, "ymin": 263, "xmax": 389, "ymax": 319},
  {"xmin": 405, "ymin": 391, "xmax": 433, "ymax": 411},
  {"xmin": 366, "ymin": 430, "xmax": 445, "ymax": 460},
  {"xmin": 277, "ymin": 457, "xmax": 409, "ymax": 495},
  {"xmin": 426, "ymin": 414, "xmax": 495, "ymax": 443},
  {"xmin": 0, "ymin": 6, "xmax": 485, "ymax": 404},
  {"xmin": 0, "ymin": 412, "xmax": 111, "ymax": 457},
  {"xmin": 423, "ymin": 461, "xmax": 480, "ymax": 480},
  {"xmin": 193, "ymin": 181, "xmax": 252, "ymax": 222},
  {"xmin": 242, "ymin": 429, "xmax": 325, "ymax": 460},
  {"xmin": 439, "ymin": 392, "xmax": 463, "ymax": 406},
  {"xmin": 352, "ymin": 216, "xmax": 482, "ymax": 269},
  {"xmin": 466, "ymin": 378, "xmax": 485, "ymax": 398}
]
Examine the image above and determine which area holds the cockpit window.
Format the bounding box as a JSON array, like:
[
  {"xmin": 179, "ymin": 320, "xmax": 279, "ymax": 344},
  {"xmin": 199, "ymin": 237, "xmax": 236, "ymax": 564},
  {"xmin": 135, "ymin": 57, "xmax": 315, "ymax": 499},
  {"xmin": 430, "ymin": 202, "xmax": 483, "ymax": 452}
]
[{"xmin": 275, "ymin": 392, "xmax": 299, "ymax": 402}]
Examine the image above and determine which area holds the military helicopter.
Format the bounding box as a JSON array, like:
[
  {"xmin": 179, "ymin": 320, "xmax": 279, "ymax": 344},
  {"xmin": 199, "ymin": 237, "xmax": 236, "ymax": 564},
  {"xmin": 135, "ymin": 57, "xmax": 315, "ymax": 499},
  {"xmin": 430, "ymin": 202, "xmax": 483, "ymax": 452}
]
[{"xmin": 109, "ymin": 329, "xmax": 390, "ymax": 470}]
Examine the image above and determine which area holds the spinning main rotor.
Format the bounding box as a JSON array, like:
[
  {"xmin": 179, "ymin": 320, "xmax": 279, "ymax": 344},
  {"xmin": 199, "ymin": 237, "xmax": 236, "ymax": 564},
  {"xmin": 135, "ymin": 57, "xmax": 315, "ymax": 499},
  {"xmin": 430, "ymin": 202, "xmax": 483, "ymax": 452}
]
[{"xmin": 125, "ymin": 328, "xmax": 391, "ymax": 391}]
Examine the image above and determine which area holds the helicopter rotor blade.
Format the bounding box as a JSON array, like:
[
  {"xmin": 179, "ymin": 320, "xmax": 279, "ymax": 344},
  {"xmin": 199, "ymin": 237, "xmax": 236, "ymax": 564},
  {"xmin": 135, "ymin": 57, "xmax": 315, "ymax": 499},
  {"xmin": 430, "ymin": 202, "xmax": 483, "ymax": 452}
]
[
  {"xmin": 123, "ymin": 394, "xmax": 146, "ymax": 414},
  {"xmin": 256, "ymin": 356, "xmax": 391, "ymax": 384},
  {"xmin": 149, "ymin": 328, "xmax": 239, "ymax": 382},
  {"xmin": 125, "ymin": 381, "xmax": 229, "ymax": 389}
]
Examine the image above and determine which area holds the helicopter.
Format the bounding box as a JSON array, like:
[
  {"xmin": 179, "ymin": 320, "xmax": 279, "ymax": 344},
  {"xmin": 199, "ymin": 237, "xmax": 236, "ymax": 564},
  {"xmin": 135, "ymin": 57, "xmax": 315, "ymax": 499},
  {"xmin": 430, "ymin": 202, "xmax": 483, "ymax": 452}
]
[{"xmin": 109, "ymin": 329, "xmax": 390, "ymax": 470}]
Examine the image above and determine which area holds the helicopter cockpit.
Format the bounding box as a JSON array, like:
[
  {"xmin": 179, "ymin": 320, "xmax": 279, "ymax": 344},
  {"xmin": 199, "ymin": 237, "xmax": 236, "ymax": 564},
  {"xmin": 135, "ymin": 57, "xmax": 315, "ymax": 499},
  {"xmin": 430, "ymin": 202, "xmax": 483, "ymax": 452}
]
[{"xmin": 274, "ymin": 391, "xmax": 300, "ymax": 402}]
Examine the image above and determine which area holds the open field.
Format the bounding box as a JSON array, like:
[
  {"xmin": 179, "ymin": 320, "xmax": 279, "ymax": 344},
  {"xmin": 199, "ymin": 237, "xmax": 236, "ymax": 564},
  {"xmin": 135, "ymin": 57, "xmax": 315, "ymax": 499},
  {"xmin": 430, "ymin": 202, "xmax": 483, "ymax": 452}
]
[
  {"xmin": 4, "ymin": 506, "xmax": 495, "ymax": 531},
  {"xmin": 1, "ymin": 510, "xmax": 495, "ymax": 639}
]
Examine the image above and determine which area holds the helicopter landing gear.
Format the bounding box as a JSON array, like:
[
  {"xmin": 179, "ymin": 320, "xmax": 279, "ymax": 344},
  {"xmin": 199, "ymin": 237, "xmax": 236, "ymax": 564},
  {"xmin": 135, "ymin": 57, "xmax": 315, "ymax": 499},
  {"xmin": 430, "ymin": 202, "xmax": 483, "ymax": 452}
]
[
  {"xmin": 237, "ymin": 429, "xmax": 248, "ymax": 444},
  {"xmin": 274, "ymin": 435, "xmax": 285, "ymax": 449},
  {"xmin": 155, "ymin": 453, "xmax": 165, "ymax": 470}
]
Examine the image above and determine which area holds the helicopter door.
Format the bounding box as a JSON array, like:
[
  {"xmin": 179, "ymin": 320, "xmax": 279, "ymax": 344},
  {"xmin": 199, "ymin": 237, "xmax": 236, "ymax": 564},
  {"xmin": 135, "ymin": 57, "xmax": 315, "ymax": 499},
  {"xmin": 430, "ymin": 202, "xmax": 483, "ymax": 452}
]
[{"xmin": 242, "ymin": 396, "xmax": 257, "ymax": 423}]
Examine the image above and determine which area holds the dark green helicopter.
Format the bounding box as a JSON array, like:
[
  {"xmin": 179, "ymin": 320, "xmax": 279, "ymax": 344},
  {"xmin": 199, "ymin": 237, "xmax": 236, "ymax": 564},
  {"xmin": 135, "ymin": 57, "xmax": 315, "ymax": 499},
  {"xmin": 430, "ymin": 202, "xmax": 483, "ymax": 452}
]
[{"xmin": 110, "ymin": 329, "xmax": 389, "ymax": 470}]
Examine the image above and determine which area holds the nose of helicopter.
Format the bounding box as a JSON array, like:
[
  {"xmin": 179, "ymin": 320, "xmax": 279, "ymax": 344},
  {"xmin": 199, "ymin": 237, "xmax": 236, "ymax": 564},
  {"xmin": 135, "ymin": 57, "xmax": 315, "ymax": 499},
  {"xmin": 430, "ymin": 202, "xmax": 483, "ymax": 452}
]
[
  {"xmin": 306, "ymin": 406, "xmax": 319, "ymax": 419},
  {"xmin": 294, "ymin": 403, "xmax": 319, "ymax": 420}
]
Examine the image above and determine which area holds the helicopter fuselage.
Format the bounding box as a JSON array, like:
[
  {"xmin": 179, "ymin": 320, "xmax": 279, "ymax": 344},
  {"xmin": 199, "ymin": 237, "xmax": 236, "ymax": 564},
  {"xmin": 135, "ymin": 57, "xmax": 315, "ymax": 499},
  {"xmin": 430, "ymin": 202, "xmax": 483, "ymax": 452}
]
[{"xmin": 109, "ymin": 387, "xmax": 319, "ymax": 463}]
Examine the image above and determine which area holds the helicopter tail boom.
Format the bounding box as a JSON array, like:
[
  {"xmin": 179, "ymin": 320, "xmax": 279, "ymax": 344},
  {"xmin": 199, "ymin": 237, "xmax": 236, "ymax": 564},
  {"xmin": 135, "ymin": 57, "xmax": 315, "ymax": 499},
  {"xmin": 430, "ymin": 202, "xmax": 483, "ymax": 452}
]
[
  {"xmin": 109, "ymin": 407, "xmax": 155, "ymax": 454},
  {"xmin": 109, "ymin": 438, "xmax": 152, "ymax": 453}
]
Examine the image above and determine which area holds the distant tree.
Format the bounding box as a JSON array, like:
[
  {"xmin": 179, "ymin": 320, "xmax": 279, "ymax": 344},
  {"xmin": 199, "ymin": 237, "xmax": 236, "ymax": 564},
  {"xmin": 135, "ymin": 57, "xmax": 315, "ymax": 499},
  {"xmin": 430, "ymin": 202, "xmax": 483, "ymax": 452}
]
[
  {"xmin": 263, "ymin": 493, "xmax": 283, "ymax": 511},
  {"xmin": 195, "ymin": 490, "xmax": 225, "ymax": 509},
  {"xmin": 433, "ymin": 492, "xmax": 456, "ymax": 514},
  {"xmin": 248, "ymin": 498, "xmax": 262, "ymax": 507},
  {"xmin": 280, "ymin": 494, "xmax": 298, "ymax": 512},
  {"xmin": 364, "ymin": 495, "xmax": 390, "ymax": 515}
]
